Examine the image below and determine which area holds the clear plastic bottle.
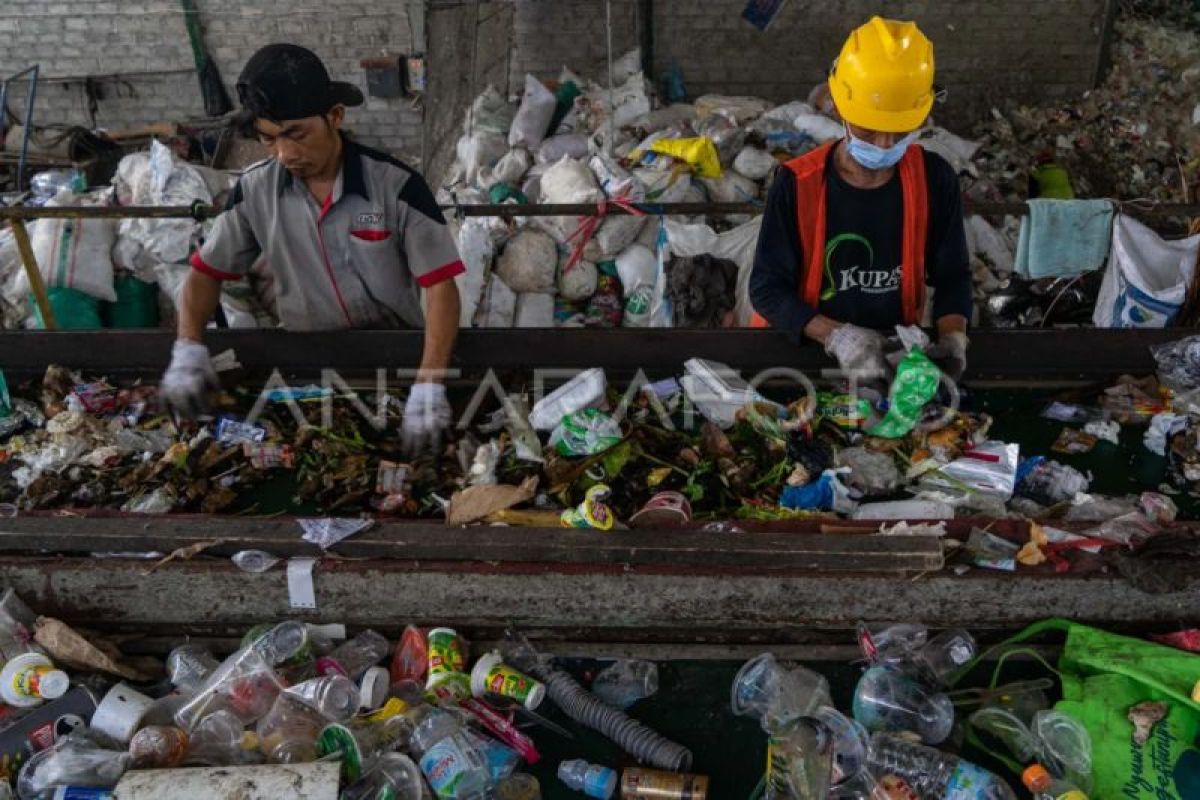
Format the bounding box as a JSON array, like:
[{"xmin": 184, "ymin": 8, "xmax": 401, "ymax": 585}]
[
  {"xmin": 249, "ymin": 621, "xmax": 311, "ymax": 667},
  {"xmin": 166, "ymin": 644, "xmax": 220, "ymax": 694},
  {"xmin": 15, "ymin": 731, "xmax": 130, "ymax": 800},
  {"xmin": 590, "ymin": 660, "xmax": 658, "ymax": 709},
  {"xmin": 320, "ymin": 630, "xmax": 391, "ymax": 680},
  {"xmin": 410, "ymin": 708, "xmax": 491, "ymax": 799},
  {"xmin": 867, "ymin": 733, "xmax": 1018, "ymax": 800},
  {"xmin": 340, "ymin": 752, "xmax": 425, "ymax": 800},
  {"xmin": 852, "ymin": 666, "xmax": 955, "ymax": 745},
  {"xmin": 128, "ymin": 725, "xmax": 189, "ymax": 768},
  {"xmin": 1022, "ymin": 765, "xmax": 1088, "ymax": 800},
  {"xmin": 183, "ymin": 709, "xmax": 262, "ymax": 766},
  {"xmin": 557, "ymin": 759, "xmax": 617, "ymax": 800},
  {"xmin": 285, "ymin": 675, "xmax": 360, "ymax": 722}
]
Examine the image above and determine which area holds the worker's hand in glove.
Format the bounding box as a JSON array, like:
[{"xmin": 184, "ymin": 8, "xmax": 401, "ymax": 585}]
[
  {"xmin": 925, "ymin": 331, "xmax": 969, "ymax": 382},
  {"xmin": 824, "ymin": 324, "xmax": 889, "ymax": 382},
  {"xmin": 401, "ymin": 382, "xmax": 453, "ymax": 458},
  {"xmin": 160, "ymin": 339, "xmax": 218, "ymax": 418}
]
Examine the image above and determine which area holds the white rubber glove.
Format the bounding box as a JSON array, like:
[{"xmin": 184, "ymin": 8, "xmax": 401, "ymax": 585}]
[
  {"xmin": 926, "ymin": 331, "xmax": 969, "ymax": 381},
  {"xmin": 160, "ymin": 339, "xmax": 218, "ymax": 418},
  {"xmin": 401, "ymin": 383, "xmax": 452, "ymax": 458},
  {"xmin": 824, "ymin": 324, "xmax": 888, "ymax": 380}
]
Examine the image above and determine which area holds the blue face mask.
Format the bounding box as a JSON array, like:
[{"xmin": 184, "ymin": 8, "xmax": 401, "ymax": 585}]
[{"xmin": 844, "ymin": 125, "xmax": 919, "ymax": 171}]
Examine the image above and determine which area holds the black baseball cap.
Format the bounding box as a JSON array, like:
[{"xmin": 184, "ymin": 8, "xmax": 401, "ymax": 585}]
[{"xmin": 236, "ymin": 44, "xmax": 364, "ymax": 123}]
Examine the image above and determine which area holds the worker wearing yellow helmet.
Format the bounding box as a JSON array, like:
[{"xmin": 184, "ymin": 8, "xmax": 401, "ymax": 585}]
[{"xmin": 750, "ymin": 17, "xmax": 971, "ymax": 382}]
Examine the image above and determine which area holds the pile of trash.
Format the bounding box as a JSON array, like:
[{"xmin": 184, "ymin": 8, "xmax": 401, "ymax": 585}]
[
  {"xmin": 967, "ymin": 17, "xmax": 1200, "ymax": 204},
  {"xmin": 1, "ymin": 326, "xmax": 1197, "ymax": 586},
  {"xmin": 0, "ymin": 586, "xmax": 696, "ymax": 799}
]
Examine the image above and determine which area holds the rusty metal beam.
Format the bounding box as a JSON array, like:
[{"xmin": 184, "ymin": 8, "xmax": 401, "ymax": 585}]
[{"xmin": 0, "ymin": 328, "xmax": 1183, "ymax": 382}]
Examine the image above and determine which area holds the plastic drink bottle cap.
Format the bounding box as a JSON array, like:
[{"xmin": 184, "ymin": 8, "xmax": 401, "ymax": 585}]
[
  {"xmin": 38, "ymin": 670, "xmax": 69, "ymax": 700},
  {"xmin": 359, "ymin": 667, "xmax": 389, "ymax": 711},
  {"xmin": 1022, "ymin": 764, "xmax": 1052, "ymax": 791}
]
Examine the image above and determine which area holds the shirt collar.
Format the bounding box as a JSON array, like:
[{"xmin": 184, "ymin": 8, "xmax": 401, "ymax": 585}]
[{"xmin": 277, "ymin": 135, "xmax": 370, "ymax": 202}]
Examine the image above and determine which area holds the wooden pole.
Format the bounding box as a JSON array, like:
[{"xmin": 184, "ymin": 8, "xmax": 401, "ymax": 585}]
[{"xmin": 9, "ymin": 219, "xmax": 57, "ymax": 330}]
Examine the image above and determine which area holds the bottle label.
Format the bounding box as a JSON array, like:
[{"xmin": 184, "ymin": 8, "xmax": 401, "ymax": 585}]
[
  {"xmin": 945, "ymin": 762, "xmax": 996, "ymax": 799},
  {"xmin": 583, "ymin": 765, "xmax": 615, "ymax": 797},
  {"xmin": 419, "ymin": 738, "xmax": 471, "ymax": 797}
]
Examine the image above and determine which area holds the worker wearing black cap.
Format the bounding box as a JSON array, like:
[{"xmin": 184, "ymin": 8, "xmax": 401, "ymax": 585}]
[{"xmin": 162, "ymin": 44, "xmax": 463, "ymax": 456}]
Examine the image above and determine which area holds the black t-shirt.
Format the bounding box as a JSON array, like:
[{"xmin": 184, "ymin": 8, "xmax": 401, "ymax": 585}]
[{"xmin": 749, "ymin": 145, "xmax": 972, "ymax": 340}]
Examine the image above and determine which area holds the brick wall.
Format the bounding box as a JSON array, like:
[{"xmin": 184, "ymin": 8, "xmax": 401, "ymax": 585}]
[
  {"xmin": 507, "ymin": 0, "xmax": 1112, "ymax": 133},
  {"xmin": 0, "ymin": 1, "xmax": 425, "ymax": 163}
]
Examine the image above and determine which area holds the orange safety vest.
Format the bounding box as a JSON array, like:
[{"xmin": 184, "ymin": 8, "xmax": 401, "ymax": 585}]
[{"xmin": 750, "ymin": 141, "xmax": 929, "ymax": 327}]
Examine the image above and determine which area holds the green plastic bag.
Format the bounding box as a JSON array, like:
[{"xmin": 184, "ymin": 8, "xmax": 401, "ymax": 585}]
[
  {"xmin": 28, "ymin": 287, "xmax": 102, "ymax": 329},
  {"xmin": 959, "ymin": 618, "xmax": 1200, "ymax": 799},
  {"xmin": 102, "ymin": 274, "xmax": 160, "ymax": 329},
  {"xmin": 865, "ymin": 348, "xmax": 940, "ymax": 439}
]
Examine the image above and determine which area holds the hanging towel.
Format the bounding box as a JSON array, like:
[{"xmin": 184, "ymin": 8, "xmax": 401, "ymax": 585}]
[{"xmin": 1014, "ymin": 198, "xmax": 1115, "ymax": 279}]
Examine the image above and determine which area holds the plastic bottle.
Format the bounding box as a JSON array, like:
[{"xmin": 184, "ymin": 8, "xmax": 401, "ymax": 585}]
[
  {"xmin": 852, "ymin": 666, "xmax": 955, "ymax": 745},
  {"xmin": 247, "ymin": 621, "xmax": 311, "ymax": 667},
  {"xmin": 319, "ymin": 630, "xmax": 391, "ymax": 680},
  {"xmin": 15, "ymin": 731, "xmax": 131, "ymax": 800},
  {"xmin": 128, "ymin": 725, "xmax": 189, "ymax": 768},
  {"xmin": 183, "ymin": 709, "xmax": 261, "ymax": 766},
  {"xmin": 286, "ymin": 675, "xmax": 360, "ymax": 722},
  {"xmin": 409, "ymin": 708, "xmax": 491, "ymax": 799},
  {"xmin": 590, "ymin": 660, "xmax": 658, "ymax": 709},
  {"xmin": 1022, "ymin": 765, "xmax": 1087, "ymax": 800},
  {"xmin": 165, "ymin": 644, "xmax": 220, "ymax": 694},
  {"xmin": 341, "ymin": 752, "xmax": 425, "ymax": 800},
  {"xmin": 256, "ymin": 692, "xmax": 333, "ymax": 764},
  {"xmin": 557, "ymin": 759, "xmax": 617, "ymax": 799},
  {"xmin": 867, "ymin": 733, "xmax": 1018, "ymax": 799},
  {"xmin": 765, "ymin": 717, "xmax": 833, "ymax": 800},
  {"xmin": 390, "ymin": 625, "xmax": 428, "ymax": 690}
]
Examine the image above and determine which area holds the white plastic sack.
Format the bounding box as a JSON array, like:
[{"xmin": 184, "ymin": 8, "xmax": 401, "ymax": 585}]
[
  {"xmin": 21, "ymin": 189, "xmax": 117, "ymax": 302},
  {"xmin": 700, "ymin": 171, "xmax": 760, "ymax": 204},
  {"xmin": 793, "ymin": 111, "xmax": 843, "ymax": 144},
  {"xmin": 454, "ymin": 217, "xmax": 504, "ymax": 326},
  {"xmin": 558, "ymin": 257, "xmax": 597, "ymax": 302},
  {"xmin": 541, "ymin": 156, "xmax": 603, "ymax": 205},
  {"xmin": 665, "ymin": 217, "xmax": 763, "ymax": 326},
  {"xmin": 759, "ymin": 101, "xmax": 814, "ymax": 126},
  {"xmin": 514, "ymin": 292, "xmax": 555, "ymax": 327},
  {"xmin": 694, "ymin": 95, "xmax": 772, "ymax": 124},
  {"xmin": 474, "ymin": 274, "xmax": 518, "ymax": 327},
  {"xmin": 634, "ymin": 168, "xmax": 693, "ymax": 204},
  {"xmin": 536, "ymin": 135, "xmax": 590, "ymax": 165},
  {"xmin": 509, "ymin": 75, "xmax": 557, "ymax": 149},
  {"xmin": 964, "ymin": 215, "xmax": 1014, "ymax": 274},
  {"xmin": 733, "ymin": 147, "xmax": 777, "ymax": 181},
  {"xmin": 115, "ymin": 141, "xmax": 216, "ymax": 265},
  {"xmin": 615, "ymin": 244, "xmax": 656, "ymax": 327},
  {"xmin": 612, "ymin": 48, "xmax": 643, "ymax": 84},
  {"xmin": 578, "ymin": 73, "xmax": 652, "ymax": 133},
  {"xmin": 496, "ymin": 230, "xmax": 558, "ymax": 293},
  {"xmin": 1094, "ymin": 214, "xmax": 1200, "ymax": 328},
  {"xmin": 456, "ymin": 131, "xmax": 508, "ymax": 187},
  {"xmin": 633, "ymin": 104, "xmax": 696, "ymax": 133},
  {"xmin": 485, "ymin": 148, "xmax": 532, "ymax": 187},
  {"xmin": 584, "ymin": 155, "xmax": 646, "ymax": 260},
  {"xmin": 466, "ymin": 86, "xmax": 515, "ymax": 136}
]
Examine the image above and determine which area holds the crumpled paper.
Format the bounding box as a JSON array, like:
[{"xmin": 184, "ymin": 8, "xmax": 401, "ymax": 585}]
[{"xmin": 446, "ymin": 476, "xmax": 538, "ymax": 526}]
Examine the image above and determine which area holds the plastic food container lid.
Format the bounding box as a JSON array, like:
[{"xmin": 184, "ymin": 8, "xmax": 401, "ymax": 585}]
[{"xmin": 359, "ymin": 666, "xmax": 389, "ymax": 711}]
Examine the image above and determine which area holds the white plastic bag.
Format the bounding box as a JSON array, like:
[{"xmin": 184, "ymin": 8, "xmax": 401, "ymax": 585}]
[
  {"xmin": 793, "ymin": 111, "xmax": 843, "ymax": 144},
  {"xmin": 485, "ymin": 148, "xmax": 532, "ymax": 187},
  {"xmin": 22, "ymin": 189, "xmax": 117, "ymax": 302},
  {"xmin": 496, "ymin": 230, "xmax": 558, "ymax": 293},
  {"xmin": 541, "ymin": 156, "xmax": 603, "ymax": 205},
  {"xmin": 509, "ymin": 75, "xmax": 557, "ymax": 149},
  {"xmin": 615, "ymin": 244, "xmax": 656, "ymax": 327},
  {"xmin": 558, "ymin": 257, "xmax": 597, "ymax": 302},
  {"xmin": 474, "ymin": 273, "xmax": 518, "ymax": 327},
  {"xmin": 612, "ymin": 48, "xmax": 643, "ymax": 84},
  {"xmin": 115, "ymin": 141, "xmax": 218, "ymax": 265},
  {"xmin": 693, "ymin": 95, "xmax": 772, "ymax": 124},
  {"xmin": 456, "ymin": 131, "xmax": 508, "ymax": 187},
  {"xmin": 700, "ymin": 171, "xmax": 760, "ymax": 204},
  {"xmin": 585, "ymin": 154, "xmax": 646, "ymax": 260},
  {"xmin": 964, "ymin": 215, "xmax": 1015, "ymax": 274},
  {"xmin": 577, "ymin": 73, "xmax": 652, "ymax": 132},
  {"xmin": 454, "ymin": 217, "xmax": 505, "ymax": 326},
  {"xmin": 917, "ymin": 127, "xmax": 981, "ymax": 177},
  {"xmin": 536, "ymin": 135, "xmax": 590, "ymax": 165},
  {"xmin": 1093, "ymin": 214, "xmax": 1199, "ymax": 328},
  {"xmin": 466, "ymin": 85, "xmax": 515, "ymax": 136},
  {"xmin": 514, "ymin": 292, "xmax": 555, "ymax": 327},
  {"xmin": 665, "ymin": 217, "xmax": 763, "ymax": 326}
]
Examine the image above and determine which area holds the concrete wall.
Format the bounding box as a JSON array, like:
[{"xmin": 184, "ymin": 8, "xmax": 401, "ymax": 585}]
[
  {"xmin": 507, "ymin": 0, "xmax": 1113, "ymax": 132},
  {"xmin": 0, "ymin": 1, "xmax": 425, "ymax": 163}
]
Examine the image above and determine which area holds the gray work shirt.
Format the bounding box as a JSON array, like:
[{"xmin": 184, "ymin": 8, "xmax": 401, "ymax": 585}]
[{"xmin": 191, "ymin": 138, "xmax": 463, "ymax": 330}]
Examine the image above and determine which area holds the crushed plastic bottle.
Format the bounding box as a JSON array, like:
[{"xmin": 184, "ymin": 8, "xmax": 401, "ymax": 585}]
[
  {"xmin": 16, "ymin": 730, "xmax": 131, "ymax": 800},
  {"xmin": 257, "ymin": 676, "xmax": 358, "ymax": 764},
  {"xmin": 853, "ymin": 666, "xmax": 955, "ymax": 745},
  {"xmin": 231, "ymin": 550, "xmax": 281, "ymax": 573},
  {"xmin": 174, "ymin": 646, "xmax": 285, "ymax": 730},
  {"xmin": 341, "ymin": 752, "xmax": 426, "ymax": 800},
  {"xmin": 557, "ymin": 759, "xmax": 617, "ymax": 799},
  {"xmin": 183, "ymin": 709, "xmax": 261, "ymax": 766},
  {"xmin": 128, "ymin": 725, "xmax": 188, "ymax": 769},
  {"xmin": 867, "ymin": 733, "xmax": 1017, "ymax": 799},
  {"xmin": 165, "ymin": 644, "xmax": 220, "ymax": 695},
  {"xmin": 590, "ymin": 660, "xmax": 658, "ymax": 709},
  {"xmin": 319, "ymin": 629, "xmax": 391, "ymax": 681},
  {"xmin": 731, "ymin": 653, "xmax": 831, "ymax": 733}
]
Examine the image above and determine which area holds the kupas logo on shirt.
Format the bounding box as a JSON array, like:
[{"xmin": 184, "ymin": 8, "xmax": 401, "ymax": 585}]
[
  {"xmin": 822, "ymin": 232, "xmax": 901, "ymax": 298},
  {"xmin": 355, "ymin": 211, "xmax": 384, "ymax": 227}
]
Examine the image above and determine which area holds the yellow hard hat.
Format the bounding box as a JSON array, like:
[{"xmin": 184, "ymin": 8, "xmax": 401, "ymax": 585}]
[{"xmin": 828, "ymin": 16, "xmax": 935, "ymax": 133}]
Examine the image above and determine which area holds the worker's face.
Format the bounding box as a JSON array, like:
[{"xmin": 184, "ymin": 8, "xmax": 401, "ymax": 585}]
[
  {"xmin": 254, "ymin": 105, "xmax": 346, "ymax": 179},
  {"xmin": 845, "ymin": 122, "xmax": 913, "ymax": 149}
]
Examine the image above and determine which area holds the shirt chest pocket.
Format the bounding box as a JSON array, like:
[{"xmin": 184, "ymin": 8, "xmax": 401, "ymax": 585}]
[{"xmin": 346, "ymin": 228, "xmax": 403, "ymax": 273}]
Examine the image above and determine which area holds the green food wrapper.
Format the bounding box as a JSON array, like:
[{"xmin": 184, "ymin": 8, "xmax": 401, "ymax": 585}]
[
  {"xmin": 866, "ymin": 348, "xmax": 941, "ymax": 439},
  {"xmin": 0, "ymin": 370, "xmax": 11, "ymax": 418},
  {"xmin": 817, "ymin": 392, "xmax": 872, "ymax": 429},
  {"xmin": 550, "ymin": 408, "xmax": 622, "ymax": 456}
]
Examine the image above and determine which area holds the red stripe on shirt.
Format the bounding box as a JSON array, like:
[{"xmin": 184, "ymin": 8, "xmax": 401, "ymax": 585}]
[
  {"xmin": 417, "ymin": 259, "xmax": 466, "ymax": 288},
  {"xmin": 190, "ymin": 251, "xmax": 241, "ymax": 281},
  {"xmin": 315, "ymin": 194, "xmax": 353, "ymax": 326}
]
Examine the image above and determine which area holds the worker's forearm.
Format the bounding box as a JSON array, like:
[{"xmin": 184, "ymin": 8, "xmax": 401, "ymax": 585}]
[
  {"xmin": 177, "ymin": 270, "xmax": 223, "ymax": 342},
  {"xmin": 416, "ymin": 282, "xmax": 461, "ymax": 384},
  {"xmin": 935, "ymin": 314, "xmax": 968, "ymax": 337}
]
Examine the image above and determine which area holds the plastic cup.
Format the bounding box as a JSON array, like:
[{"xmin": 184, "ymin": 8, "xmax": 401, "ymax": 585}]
[
  {"xmin": 851, "ymin": 666, "xmax": 954, "ymax": 745},
  {"xmin": 470, "ymin": 652, "xmax": 545, "ymax": 711},
  {"xmin": 911, "ymin": 628, "xmax": 976, "ymax": 687},
  {"xmin": 426, "ymin": 628, "xmax": 466, "ymax": 688},
  {"xmin": 731, "ymin": 653, "xmax": 831, "ymax": 733},
  {"xmin": 0, "ymin": 653, "xmax": 69, "ymax": 708}
]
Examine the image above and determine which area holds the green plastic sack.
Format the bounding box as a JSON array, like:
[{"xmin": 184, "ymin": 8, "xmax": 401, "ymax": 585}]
[
  {"xmin": 102, "ymin": 274, "xmax": 160, "ymax": 329},
  {"xmin": 959, "ymin": 618, "xmax": 1200, "ymax": 799},
  {"xmin": 28, "ymin": 287, "xmax": 102, "ymax": 330}
]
